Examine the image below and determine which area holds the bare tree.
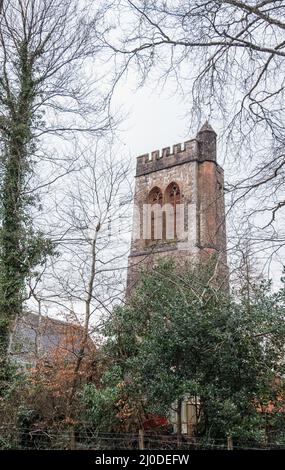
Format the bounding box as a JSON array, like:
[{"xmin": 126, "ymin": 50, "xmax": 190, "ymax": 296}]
[
  {"xmin": 0, "ymin": 0, "xmax": 113, "ymax": 359},
  {"xmin": 27, "ymin": 140, "xmax": 132, "ymax": 417}
]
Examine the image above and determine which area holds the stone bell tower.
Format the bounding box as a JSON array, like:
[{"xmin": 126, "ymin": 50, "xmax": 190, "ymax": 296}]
[{"xmin": 126, "ymin": 122, "xmax": 228, "ymax": 291}]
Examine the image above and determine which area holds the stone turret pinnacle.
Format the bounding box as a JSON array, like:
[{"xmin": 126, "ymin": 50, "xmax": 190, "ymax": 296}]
[{"xmin": 197, "ymin": 121, "xmax": 217, "ymax": 162}]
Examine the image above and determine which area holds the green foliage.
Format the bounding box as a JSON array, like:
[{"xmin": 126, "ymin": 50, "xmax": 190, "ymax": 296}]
[
  {"xmin": 0, "ymin": 357, "xmax": 23, "ymax": 398},
  {"xmin": 83, "ymin": 384, "xmax": 120, "ymax": 433},
  {"xmin": 0, "ymin": 33, "xmax": 55, "ymax": 360},
  {"xmin": 0, "ymin": 361, "xmax": 28, "ymax": 449},
  {"xmin": 84, "ymin": 258, "xmax": 285, "ymax": 443}
]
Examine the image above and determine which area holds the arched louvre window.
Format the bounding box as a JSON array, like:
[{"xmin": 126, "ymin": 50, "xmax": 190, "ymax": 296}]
[
  {"xmin": 148, "ymin": 186, "xmax": 163, "ymax": 205},
  {"xmin": 164, "ymin": 182, "xmax": 181, "ymax": 239},
  {"xmin": 147, "ymin": 187, "xmax": 163, "ymax": 242}
]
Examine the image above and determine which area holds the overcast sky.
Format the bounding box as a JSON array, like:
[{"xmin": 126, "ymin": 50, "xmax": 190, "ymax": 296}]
[{"xmin": 113, "ymin": 80, "xmax": 191, "ymax": 158}]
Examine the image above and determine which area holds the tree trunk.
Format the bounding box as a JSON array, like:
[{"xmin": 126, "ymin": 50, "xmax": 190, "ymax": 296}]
[
  {"xmin": 0, "ymin": 39, "xmax": 34, "ymax": 361},
  {"xmin": 66, "ymin": 229, "xmax": 98, "ymax": 419}
]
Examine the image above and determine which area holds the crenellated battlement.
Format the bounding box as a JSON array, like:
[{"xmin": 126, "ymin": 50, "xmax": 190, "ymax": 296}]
[
  {"xmin": 136, "ymin": 139, "xmax": 200, "ymax": 176},
  {"xmin": 138, "ymin": 139, "xmax": 197, "ymax": 163},
  {"xmin": 136, "ymin": 123, "xmax": 218, "ymax": 176}
]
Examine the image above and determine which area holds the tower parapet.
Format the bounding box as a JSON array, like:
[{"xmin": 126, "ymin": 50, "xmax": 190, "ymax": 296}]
[{"xmin": 136, "ymin": 122, "xmax": 217, "ymax": 177}]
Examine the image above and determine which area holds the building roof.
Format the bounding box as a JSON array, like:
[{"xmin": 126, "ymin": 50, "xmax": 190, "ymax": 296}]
[{"xmin": 11, "ymin": 312, "xmax": 95, "ymax": 367}]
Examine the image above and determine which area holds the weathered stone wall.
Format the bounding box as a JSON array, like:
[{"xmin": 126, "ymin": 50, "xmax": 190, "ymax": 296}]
[{"xmin": 126, "ymin": 122, "xmax": 228, "ymax": 292}]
